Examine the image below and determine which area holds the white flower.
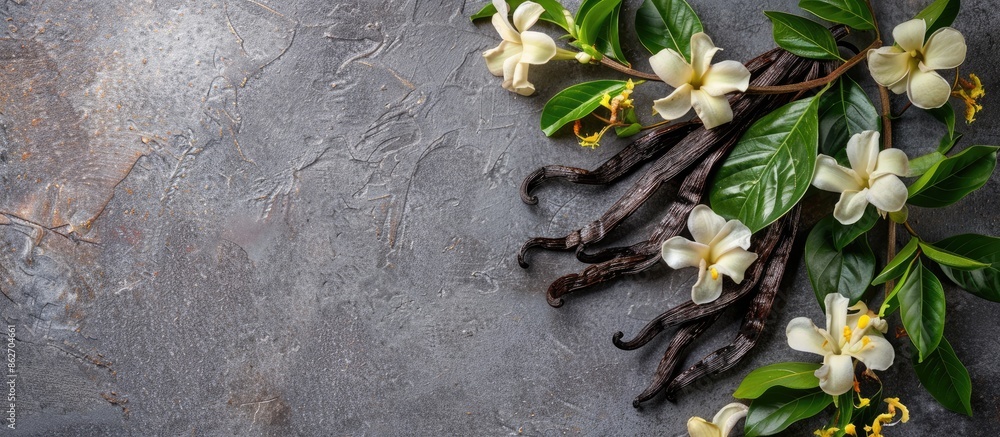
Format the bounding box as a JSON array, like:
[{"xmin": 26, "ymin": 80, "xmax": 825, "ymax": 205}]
[
  {"xmin": 868, "ymin": 19, "xmax": 967, "ymax": 109},
  {"xmin": 661, "ymin": 205, "xmax": 758, "ymax": 304},
  {"xmin": 482, "ymin": 0, "xmax": 558, "ymax": 96},
  {"xmin": 811, "ymin": 130, "xmax": 909, "ymax": 225},
  {"xmin": 687, "ymin": 403, "xmax": 748, "ymax": 437},
  {"xmin": 786, "ymin": 293, "xmax": 894, "ymax": 396},
  {"xmin": 648, "ymin": 33, "xmax": 750, "ymax": 129}
]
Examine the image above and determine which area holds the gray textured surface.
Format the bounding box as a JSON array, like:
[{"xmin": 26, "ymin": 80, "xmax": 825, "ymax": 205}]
[{"xmin": 0, "ymin": 0, "xmax": 998, "ymax": 435}]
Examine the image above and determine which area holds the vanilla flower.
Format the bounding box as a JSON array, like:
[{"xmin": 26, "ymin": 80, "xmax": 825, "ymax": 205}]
[
  {"xmin": 786, "ymin": 294, "xmax": 894, "ymax": 396},
  {"xmin": 687, "ymin": 403, "xmax": 748, "ymax": 437},
  {"xmin": 649, "ymin": 33, "xmax": 750, "ymax": 129},
  {"xmin": 868, "ymin": 19, "xmax": 967, "ymax": 109},
  {"xmin": 661, "ymin": 205, "xmax": 758, "ymax": 304},
  {"xmin": 812, "ymin": 130, "xmax": 909, "ymax": 225},
  {"xmin": 482, "ymin": 0, "xmax": 563, "ymax": 96}
]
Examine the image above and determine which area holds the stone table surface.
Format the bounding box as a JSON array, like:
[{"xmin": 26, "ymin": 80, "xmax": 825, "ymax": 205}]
[{"xmin": 1, "ymin": 0, "xmax": 998, "ymax": 435}]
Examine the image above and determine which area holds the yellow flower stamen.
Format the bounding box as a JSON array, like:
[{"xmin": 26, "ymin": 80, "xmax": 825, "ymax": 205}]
[
  {"xmin": 576, "ymin": 124, "xmax": 613, "ymax": 149},
  {"xmin": 843, "ymin": 326, "xmax": 853, "ymax": 342},
  {"xmin": 862, "ymin": 336, "xmax": 871, "ymax": 347},
  {"xmin": 857, "ymin": 314, "xmax": 871, "ymax": 330},
  {"xmin": 710, "ymin": 267, "xmax": 719, "ymax": 280},
  {"xmin": 814, "ymin": 426, "xmax": 840, "ymax": 437},
  {"xmin": 885, "ymin": 398, "xmax": 909, "ymax": 423},
  {"xmin": 953, "ymin": 73, "xmax": 985, "ymax": 124},
  {"xmin": 844, "ymin": 423, "xmax": 857, "ymax": 436},
  {"xmin": 600, "ymin": 93, "xmax": 613, "ymax": 110},
  {"xmin": 856, "ymin": 396, "xmax": 871, "ymax": 408},
  {"xmin": 869, "ymin": 412, "xmax": 895, "ymax": 436}
]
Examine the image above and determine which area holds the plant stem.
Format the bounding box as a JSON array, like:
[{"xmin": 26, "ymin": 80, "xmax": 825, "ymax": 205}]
[
  {"xmin": 877, "ymin": 82, "xmax": 896, "ymax": 299},
  {"xmin": 640, "ymin": 119, "xmax": 673, "ymax": 131},
  {"xmin": 745, "ymin": 39, "xmax": 881, "ymax": 94},
  {"xmin": 902, "ymin": 221, "xmax": 920, "ymax": 238},
  {"xmin": 599, "ymin": 57, "xmax": 661, "ymax": 81}
]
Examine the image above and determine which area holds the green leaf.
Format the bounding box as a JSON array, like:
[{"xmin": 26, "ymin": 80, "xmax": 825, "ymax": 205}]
[
  {"xmin": 734, "ymin": 362, "xmax": 822, "ymax": 399},
  {"xmin": 806, "ymin": 216, "xmax": 876, "ymax": 308},
  {"xmin": 913, "ymin": 338, "xmax": 973, "ymax": 416},
  {"xmin": 745, "ymin": 387, "xmax": 833, "ymax": 437},
  {"xmin": 710, "ymin": 96, "xmax": 821, "ymax": 233},
  {"xmin": 540, "ymin": 80, "xmax": 628, "ymax": 136},
  {"xmin": 577, "ymin": 0, "xmax": 622, "ymax": 47},
  {"xmin": 818, "ymin": 76, "xmax": 880, "ymax": 166},
  {"xmin": 898, "ymin": 259, "xmax": 946, "ymax": 362},
  {"xmin": 615, "ymin": 123, "xmax": 641, "ymax": 137},
  {"xmin": 908, "ymin": 151, "xmax": 947, "ymax": 178},
  {"xmin": 594, "ymin": 3, "xmax": 629, "ymax": 65},
  {"xmin": 471, "ymin": 0, "xmax": 570, "ymax": 31},
  {"xmin": 872, "ymin": 237, "xmax": 920, "ymax": 285},
  {"xmin": 878, "ymin": 254, "xmax": 917, "ymax": 317},
  {"xmin": 798, "ymin": 0, "xmax": 876, "ymax": 30},
  {"xmin": 935, "ymin": 234, "xmax": 1000, "ymax": 302},
  {"xmin": 634, "ymin": 0, "xmax": 703, "ymax": 59},
  {"xmin": 764, "ymin": 11, "xmax": 843, "ymax": 60},
  {"xmin": 927, "ymin": 103, "xmax": 957, "ymax": 145},
  {"xmin": 908, "ymin": 145, "xmax": 999, "ymax": 208},
  {"xmin": 834, "ymin": 390, "xmax": 855, "ymax": 436},
  {"xmin": 914, "ymin": 0, "xmax": 960, "ymax": 38},
  {"xmin": 830, "ymin": 205, "xmax": 878, "ymax": 251},
  {"xmin": 919, "ymin": 241, "xmax": 990, "ymax": 270}
]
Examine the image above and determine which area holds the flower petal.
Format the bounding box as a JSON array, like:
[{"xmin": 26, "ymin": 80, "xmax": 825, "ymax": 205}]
[
  {"xmin": 906, "ymin": 68, "xmax": 952, "ymax": 109},
  {"xmin": 712, "ymin": 250, "xmax": 757, "ymax": 284},
  {"xmin": 687, "ymin": 417, "xmax": 722, "ymax": 437},
  {"xmin": 690, "ymin": 32, "xmax": 721, "ymax": 79},
  {"xmin": 509, "ymin": 62, "xmax": 535, "ymax": 96},
  {"xmin": 850, "ymin": 335, "xmax": 895, "ymax": 371},
  {"xmin": 872, "ymin": 149, "xmax": 910, "ymax": 178},
  {"xmin": 847, "ymin": 130, "xmax": 880, "ymax": 177},
  {"xmin": 892, "ymin": 19, "xmax": 927, "ymax": 53},
  {"xmin": 518, "ymin": 30, "xmax": 557, "ymax": 64},
  {"xmin": 491, "ymin": 5, "xmax": 520, "ymax": 42},
  {"xmin": 708, "ymin": 220, "xmax": 753, "ymax": 255},
  {"xmin": 824, "ymin": 293, "xmax": 849, "ymax": 343},
  {"xmin": 817, "ymin": 354, "xmax": 856, "ymax": 395},
  {"xmin": 922, "ymin": 27, "xmax": 967, "ymax": 70},
  {"xmin": 700, "ymin": 60, "xmax": 751, "ymax": 96},
  {"xmin": 662, "ymin": 236, "xmax": 709, "ymax": 269},
  {"xmin": 501, "ymin": 53, "xmax": 520, "ymax": 88},
  {"xmin": 867, "ymin": 174, "xmax": 907, "ymax": 213},
  {"xmin": 512, "ymin": 1, "xmax": 544, "ymax": 32},
  {"xmin": 888, "ymin": 77, "xmax": 908, "ymax": 95},
  {"xmin": 712, "ymin": 403, "xmax": 749, "ymax": 437},
  {"xmin": 687, "ymin": 204, "xmax": 727, "ymax": 244},
  {"xmin": 691, "ymin": 259, "xmax": 723, "ymax": 304},
  {"xmin": 652, "ymin": 83, "xmax": 694, "ymax": 120},
  {"xmin": 786, "ymin": 317, "xmax": 829, "ymax": 356},
  {"xmin": 813, "ymin": 155, "xmax": 863, "ymax": 193},
  {"xmin": 867, "ymin": 47, "xmax": 911, "ymax": 88},
  {"xmin": 649, "ymin": 48, "xmax": 694, "ymax": 88},
  {"xmin": 483, "ymin": 41, "xmax": 522, "ymax": 76},
  {"xmin": 691, "ymin": 90, "xmax": 733, "ymax": 129},
  {"xmin": 833, "ymin": 190, "xmax": 870, "ymax": 225}
]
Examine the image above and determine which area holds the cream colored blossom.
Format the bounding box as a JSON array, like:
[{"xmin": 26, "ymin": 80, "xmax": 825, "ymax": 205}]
[
  {"xmin": 812, "ymin": 130, "xmax": 909, "ymax": 225},
  {"xmin": 482, "ymin": 0, "xmax": 558, "ymax": 96},
  {"xmin": 661, "ymin": 205, "xmax": 758, "ymax": 304},
  {"xmin": 649, "ymin": 33, "xmax": 750, "ymax": 129},
  {"xmin": 868, "ymin": 19, "xmax": 967, "ymax": 109},
  {"xmin": 786, "ymin": 294, "xmax": 894, "ymax": 395},
  {"xmin": 687, "ymin": 403, "xmax": 748, "ymax": 437}
]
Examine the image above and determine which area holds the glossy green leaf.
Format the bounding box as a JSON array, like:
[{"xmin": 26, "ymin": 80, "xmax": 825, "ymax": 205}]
[
  {"xmin": 711, "ymin": 96, "xmax": 821, "ymax": 233},
  {"xmin": 927, "ymin": 103, "xmax": 957, "ymax": 149},
  {"xmin": 615, "ymin": 123, "xmax": 641, "ymax": 137},
  {"xmin": 913, "ymin": 338, "xmax": 973, "ymax": 416},
  {"xmin": 872, "ymin": 237, "xmax": 920, "ymax": 285},
  {"xmin": 540, "ymin": 80, "xmax": 628, "ymax": 136},
  {"xmin": 908, "ymin": 151, "xmax": 946, "ymax": 178},
  {"xmin": 914, "ymin": 0, "xmax": 960, "ymax": 38},
  {"xmin": 806, "ymin": 216, "xmax": 876, "ymax": 308},
  {"xmin": 919, "ymin": 241, "xmax": 990, "ymax": 270},
  {"xmin": 764, "ymin": 11, "xmax": 843, "ymax": 60},
  {"xmin": 935, "ymin": 234, "xmax": 1000, "ymax": 302},
  {"xmin": 834, "ymin": 390, "xmax": 855, "ymax": 436},
  {"xmin": 745, "ymin": 387, "xmax": 833, "ymax": 437},
  {"xmin": 908, "ymin": 146, "xmax": 999, "ymax": 208},
  {"xmin": 818, "ymin": 76, "xmax": 880, "ymax": 166},
  {"xmin": 830, "ymin": 205, "xmax": 878, "ymax": 251},
  {"xmin": 734, "ymin": 362, "xmax": 822, "ymax": 399},
  {"xmin": 634, "ymin": 0, "xmax": 703, "ymax": 59},
  {"xmin": 594, "ymin": 3, "xmax": 629, "ymax": 65},
  {"xmin": 898, "ymin": 259, "xmax": 946, "ymax": 362},
  {"xmin": 878, "ymin": 253, "xmax": 917, "ymax": 317},
  {"xmin": 471, "ymin": 0, "xmax": 570, "ymax": 31},
  {"xmin": 577, "ymin": 0, "xmax": 622, "ymax": 47},
  {"xmin": 798, "ymin": 0, "xmax": 876, "ymax": 30}
]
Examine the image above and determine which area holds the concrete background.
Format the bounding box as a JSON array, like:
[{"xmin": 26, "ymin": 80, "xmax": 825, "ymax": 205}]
[{"xmin": 0, "ymin": 0, "xmax": 997, "ymax": 435}]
